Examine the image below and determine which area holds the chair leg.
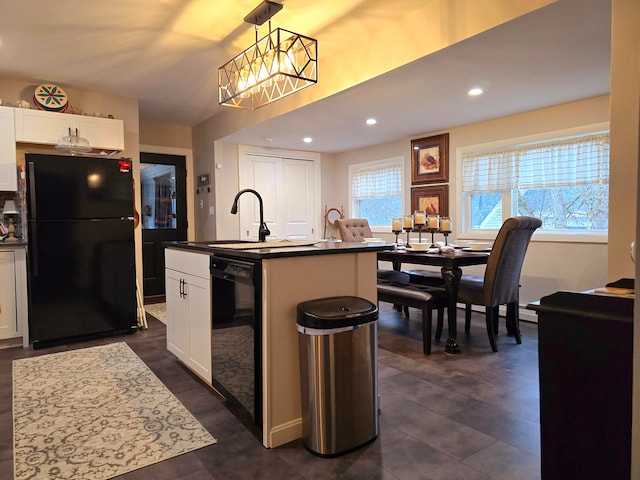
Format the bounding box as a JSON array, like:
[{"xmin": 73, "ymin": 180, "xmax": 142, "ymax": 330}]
[
  {"xmin": 403, "ymin": 305, "xmax": 410, "ymax": 317},
  {"xmin": 492, "ymin": 306, "xmax": 499, "ymax": 334},
  {"xmin": 465, "ymin": 304, "xmax": 472, "ymax": 332},
  {"xmin": 506, "ymin": 302, "xmax": 522, "ymax": 344},
  {"xmin": 435, "ymin": 307, "xmax": 444, "ymax": 341},
  {"xmin": 486, "ymin": 306, "xmax": 498, "ymax": 352},
  {"xmin": 421, "ymin": 304, "xmax": 433, "ymax": 355}
]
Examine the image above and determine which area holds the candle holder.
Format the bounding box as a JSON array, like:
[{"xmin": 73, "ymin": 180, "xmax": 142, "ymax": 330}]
[
  {"xmin": 440, "ymin": 216, "xmax": 452, "ymax": 245},
  {"xmin": 403, "ymin": 214, "xmax": 413, "ymax": 246},
  {"xmin": 413, "ymin": 210, "xmax": 426, "ymax": 244},
  {"xmin": 426, "ymin": 214, "xmax": 440, "ymax": 247},
  {"xmin": 391, "ymin": 218, "xmax": 403, "ymax": 246}
]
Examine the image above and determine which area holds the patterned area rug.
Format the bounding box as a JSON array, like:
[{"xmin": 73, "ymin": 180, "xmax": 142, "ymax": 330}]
[
  {"xmin": 144, "ymin": 303, "xmax": 166, "ymax": 324},
  {"xmin": 143, "ymin": 302, "xmax": 254, "ymax": 415},
  {"xmin": 13, "ymin": 342, "xmax": 216, "ymax": 480}
]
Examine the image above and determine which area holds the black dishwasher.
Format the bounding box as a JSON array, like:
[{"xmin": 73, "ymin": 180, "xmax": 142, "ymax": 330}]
[{"xmin": 210, "ymin": 255, "xmax": 262, "ymax": 431}]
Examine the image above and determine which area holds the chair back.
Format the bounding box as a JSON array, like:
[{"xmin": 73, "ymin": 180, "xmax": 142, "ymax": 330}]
[
  {"xmin": 335, "ymin": 218, "xmax": 373, "ymax": 242},
  {"xmin": 483, "ymin": 216, "xmax": 542, "ymax": 306}
]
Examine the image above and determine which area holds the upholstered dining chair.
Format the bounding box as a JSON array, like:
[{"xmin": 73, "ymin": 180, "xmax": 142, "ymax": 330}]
[
  {"xmin": 457, "ymin": 216, "xmax": 541, "ymax": 352},
  {"xmin": 335, "ymin": 218, "xmax": 443, "ymax": 284},
  {"xmin": 334, "ymin": 218, "xmax": 374, "ymax": 242},
  {"xmin": 335, "ymin": 218, "xmax": 399, "ymax": 281}
]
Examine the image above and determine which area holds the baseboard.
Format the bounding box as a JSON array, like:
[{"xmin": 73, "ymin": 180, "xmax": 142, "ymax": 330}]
[
  {"xmin": 267, "ymin": 418, "xmax": 303, "ymax": 448},
  {"xmin": 0, "ymin": 336, "xmax": 23, "ymax": 350}
]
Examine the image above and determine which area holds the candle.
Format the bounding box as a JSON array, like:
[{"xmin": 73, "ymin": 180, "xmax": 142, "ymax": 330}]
[
  {"xmin": 440, "ymin": 217, "xmax": 451, "ymax": 232},
  {"xmin": 392, "ymin": 218, "xmax": 402, "ymax": 232},
  {"xmin": 403, "ymin": 215, "xmax": 413, "ymax": 229},
  {"xmin": 414, "ymin": 211, "xmax": 426, "ymax": 225},
  {"xmin": 427, "ymin": 215, "xmax": 439, "ymax": 229}
]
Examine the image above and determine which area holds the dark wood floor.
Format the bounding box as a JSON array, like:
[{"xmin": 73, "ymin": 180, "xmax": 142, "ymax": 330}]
[{"xmin": 0, "ymin": 303, "xmax": 541, "ymax": 480}]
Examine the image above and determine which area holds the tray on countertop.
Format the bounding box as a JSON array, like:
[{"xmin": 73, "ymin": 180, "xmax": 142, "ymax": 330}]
[{"xmin": 209, "ymin": 241, "xmax": 319, "ymax": 249}]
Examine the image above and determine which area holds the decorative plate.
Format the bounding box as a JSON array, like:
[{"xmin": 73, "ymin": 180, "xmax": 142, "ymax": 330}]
[{"xmin": 33, "ymin": 84, "xmax": 68, "ymax": 112}]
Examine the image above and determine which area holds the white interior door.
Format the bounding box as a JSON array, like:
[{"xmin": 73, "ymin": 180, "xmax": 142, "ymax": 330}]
[
  {"xmin": 281, "ymin": 158, "xmax": 314, "ymax": 239},
  {"xmin": 239, "ymin": 148, "xmax": 319, "ymax": 241}
]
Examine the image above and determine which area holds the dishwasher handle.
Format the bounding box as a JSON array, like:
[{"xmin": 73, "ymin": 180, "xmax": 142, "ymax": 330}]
[{"xmin": 210, "ymin": 256, "xmax": 255, "ymax": 281}]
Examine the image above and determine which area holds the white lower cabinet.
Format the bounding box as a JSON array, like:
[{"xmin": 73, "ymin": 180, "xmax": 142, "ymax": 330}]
[
  {"xmin": 0, "ymin": 247, "xmax": 27, "ymax": 344},
  {"xmin": 165, "ymin": 249, "xmax": 212, "ymax": 383}
]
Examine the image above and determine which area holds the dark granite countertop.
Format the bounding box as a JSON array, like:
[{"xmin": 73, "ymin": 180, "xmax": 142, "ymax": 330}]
[
  {"xmin": 164, "ymin": 240, "xmax": 392, "ymax": 260},
  {"xmin": 0, "ymin": 241, "xmax": 28, "ymax": 248}
]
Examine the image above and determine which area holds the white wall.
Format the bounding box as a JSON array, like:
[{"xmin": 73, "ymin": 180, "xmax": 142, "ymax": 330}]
[{"xmin": 332, "ymin": 95, "xmax": 611, "ymax": 315}]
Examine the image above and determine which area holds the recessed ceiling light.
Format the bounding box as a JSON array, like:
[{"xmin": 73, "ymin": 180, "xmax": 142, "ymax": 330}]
[
  {"xmin": 468, "ymin": 87, "xmax": 483, "ymax": 96},
  {"xmin": 303, "ymin": 137, "xmax": 313, "ymax": 143},
  {"xmin": 366, "ymin": 118, "xmax": 377, "ymax": 125}
]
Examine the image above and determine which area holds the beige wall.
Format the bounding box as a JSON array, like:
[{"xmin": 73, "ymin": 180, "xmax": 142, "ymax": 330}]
[
  {"xmin": 139, "ymin": 117, "xmax": 196, "ymax": 243},
  {"xmin": 218, "ymin": 0, "xmax": 552, "ymax": 139},
  {"xmin": 199, "ymin": 95, "xmax": 612, "ymax": 316},
  {"xmin": 0, "ymin": 75, "xmax": 143, "ymax": 295},
  {"xmin": 331, "ymin": 95, "xmax": 611, "ymax": 314},
  {"xmin": 139, "ymin": 120, "xmax": 192, "ymax": 149},
  {"xmin": 608, "ymin": 0, "xmax": 640, "ymax": 476},
  {"xmin": 192, "ymin": 0, "xmax": 554, "ymax": 196}
]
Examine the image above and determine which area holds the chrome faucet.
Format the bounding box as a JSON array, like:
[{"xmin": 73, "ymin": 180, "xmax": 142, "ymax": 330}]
[{"xmin": 230, "ymin": 188, "xmax": 271, "ymax": 242}]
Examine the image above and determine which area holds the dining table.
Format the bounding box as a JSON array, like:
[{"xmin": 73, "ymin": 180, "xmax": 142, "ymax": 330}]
[{"xmin": 378, "ymin": 247, "xmax": 490, "ymax": 354}]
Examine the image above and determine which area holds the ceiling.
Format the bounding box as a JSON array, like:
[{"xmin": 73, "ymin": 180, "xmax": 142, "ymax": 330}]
[{"xmin": 0, "ymin": 0, "xmax": 611, "ymax": 153}]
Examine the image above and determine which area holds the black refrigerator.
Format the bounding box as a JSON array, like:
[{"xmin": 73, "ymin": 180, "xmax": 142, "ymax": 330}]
[{"xmin": 26, "ymin": 153, "xmax": 137, "ymax": 349}]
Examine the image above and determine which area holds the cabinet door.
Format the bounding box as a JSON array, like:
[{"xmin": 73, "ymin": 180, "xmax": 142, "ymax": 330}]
[
  {"xmin": 185, "ymin": 273, "xmax": 212, "ymax": 383},
  {"xmin": 14, "ymin": 108, "xmax": 124, "ymax": 151},
  {"xmin": 76, "ymin": 116, "xmax": 124, "ymax": 151},
  {"xmin": 0, "ymin": 108, "xmax": 17, "ymax": 191},
  {"xmin": 0, "ymin": 251, "xmax": 18, "ymax": 339},
  {"xmin": 165, "ymin": 269, "xmax": 188, "ymax": 360},
  {"xmin": 14, "ymin": 108, "xmax": 71, "ymax": 144}
]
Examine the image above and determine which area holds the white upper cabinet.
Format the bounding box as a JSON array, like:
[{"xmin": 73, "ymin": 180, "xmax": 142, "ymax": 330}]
[
  {"xmin": 13, "ymin": 108, "xmax": 124, "ymax": 151},
  {"xmin": 0, "ymin": 108, "xmax": 17, "ymax": 191}
]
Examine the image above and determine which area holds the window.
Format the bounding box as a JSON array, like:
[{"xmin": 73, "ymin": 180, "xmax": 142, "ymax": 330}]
[
  {"xmin": 349, "ymin": 157, "xmax": 403, "ymax": 229},
  {"xmin": 461, "ymin": 130, "xmax": 609, "ymax": 238}
]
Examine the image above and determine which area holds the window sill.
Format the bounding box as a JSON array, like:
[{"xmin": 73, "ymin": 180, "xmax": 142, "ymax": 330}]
[{"xmin": 459, "ymin": 231, "xmax": 608, "ymax": 244}]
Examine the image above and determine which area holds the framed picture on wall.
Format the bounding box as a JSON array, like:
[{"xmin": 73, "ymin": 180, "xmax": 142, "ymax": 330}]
[
  {"xmin": 411, "ymin": 133, "xmax": 449, "ymax": 184},
  {"xmin": 411, "ymin": 185, "xmax": 449, "ymax": 216}
]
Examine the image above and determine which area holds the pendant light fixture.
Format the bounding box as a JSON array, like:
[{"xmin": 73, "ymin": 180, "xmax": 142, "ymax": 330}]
[{"xmin": 218, "ymin": 0, "xmax": 317, "ymax": 110}]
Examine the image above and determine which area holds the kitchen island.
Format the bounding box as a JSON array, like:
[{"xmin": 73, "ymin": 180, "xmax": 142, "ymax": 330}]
[{"xmin": 164, "ymin": 240, "xmax": 389, "ymax": 448}]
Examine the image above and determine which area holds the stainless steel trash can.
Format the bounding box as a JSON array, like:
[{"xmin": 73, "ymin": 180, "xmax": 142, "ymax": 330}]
[{"xmin": 297, "ymin": 296, "xmax": 379, "ymax": 457}]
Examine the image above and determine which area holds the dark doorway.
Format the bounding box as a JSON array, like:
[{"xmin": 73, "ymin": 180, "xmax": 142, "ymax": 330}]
[{"xmin": 140, "ymin": 152, "xmax": 187, "ymax": 297}]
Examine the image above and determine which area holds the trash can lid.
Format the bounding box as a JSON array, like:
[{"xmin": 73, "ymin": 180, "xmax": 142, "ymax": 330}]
[{"xmin": 297, "ymin": 296, "xmax": 378, "ymax": 329}]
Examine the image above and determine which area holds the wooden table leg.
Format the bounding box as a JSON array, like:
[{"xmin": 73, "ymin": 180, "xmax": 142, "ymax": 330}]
[{"xmin": 441, "ymin": 266, "xmax": 462, "ymax": 354}]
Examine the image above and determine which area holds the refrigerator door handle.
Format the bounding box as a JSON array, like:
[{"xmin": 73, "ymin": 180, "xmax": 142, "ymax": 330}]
[
  {"xmin": 28, "ymin": 161, "xmax": 37, "ymax": 218},
  {"xmin": 31, "ymin": 226, "xmax": 39, "ymax": 276}
]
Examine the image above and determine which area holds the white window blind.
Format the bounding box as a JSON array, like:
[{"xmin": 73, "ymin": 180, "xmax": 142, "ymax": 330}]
[
  {"xmin": 462, "ymin": 132, "xmax": 610, "ymax": 192},
  {"xmin": 351, "ymin": 162, "xmax": 402, "ymax": 198}
]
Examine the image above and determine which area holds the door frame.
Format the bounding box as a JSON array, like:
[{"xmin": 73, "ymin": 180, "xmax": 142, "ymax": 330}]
[{"xmin": 138, "ymin": 145, "xmax": 194, "ymax": 299}]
